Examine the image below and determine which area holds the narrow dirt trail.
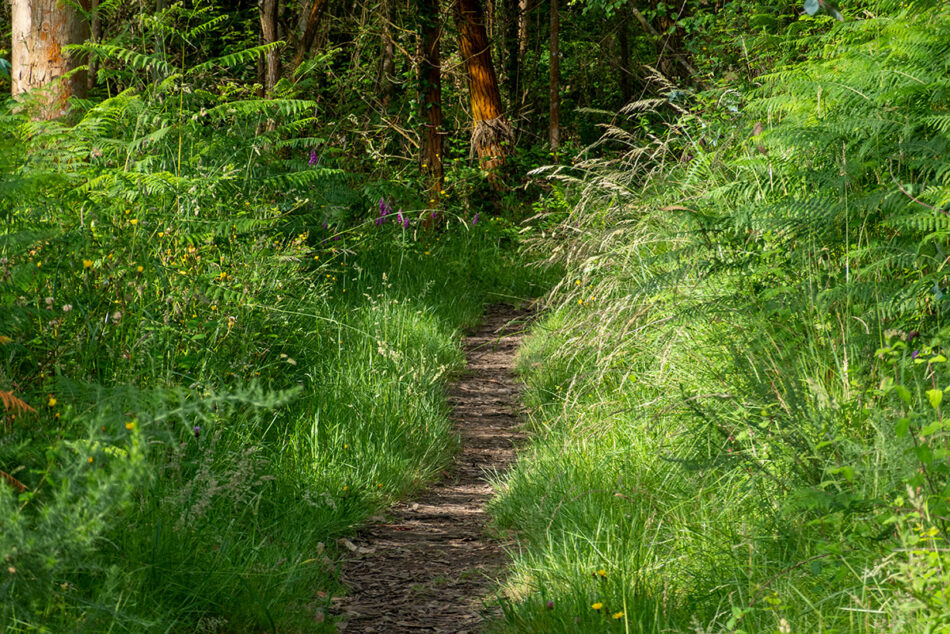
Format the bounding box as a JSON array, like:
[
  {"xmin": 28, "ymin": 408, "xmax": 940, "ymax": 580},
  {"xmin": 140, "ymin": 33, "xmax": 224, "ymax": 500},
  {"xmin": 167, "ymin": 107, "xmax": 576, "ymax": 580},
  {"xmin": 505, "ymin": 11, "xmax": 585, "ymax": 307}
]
[{"xmin": 335, "ymin": 305, "xmax": 530, "ymax": 633}]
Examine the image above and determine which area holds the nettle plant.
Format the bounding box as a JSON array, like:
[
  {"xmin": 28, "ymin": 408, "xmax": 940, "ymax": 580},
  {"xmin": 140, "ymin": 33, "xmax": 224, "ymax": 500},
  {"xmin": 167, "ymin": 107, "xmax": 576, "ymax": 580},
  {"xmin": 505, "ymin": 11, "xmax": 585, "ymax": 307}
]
[
  {"xmin": 874, "ymin": 333, "xmax": 950, "ymax": 627},
  {"xmin": 877, "ymin": 335, "xmax": 950, "ymax": 516}
]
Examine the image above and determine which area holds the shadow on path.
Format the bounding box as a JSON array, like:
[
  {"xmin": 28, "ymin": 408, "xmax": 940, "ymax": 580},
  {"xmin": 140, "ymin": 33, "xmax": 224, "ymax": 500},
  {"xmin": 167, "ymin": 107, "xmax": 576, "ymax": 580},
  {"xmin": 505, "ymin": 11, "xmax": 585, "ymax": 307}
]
[{"xmin": 334, "ymin": 305, "xmax": 531, "ymax": 633}]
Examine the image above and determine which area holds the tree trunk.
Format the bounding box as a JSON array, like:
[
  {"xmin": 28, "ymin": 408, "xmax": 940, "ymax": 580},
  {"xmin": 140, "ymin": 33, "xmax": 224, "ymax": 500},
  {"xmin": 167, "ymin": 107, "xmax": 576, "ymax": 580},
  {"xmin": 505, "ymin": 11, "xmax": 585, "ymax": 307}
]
[
  {"xmin": 259, "ymin": 0, "xmax": 281, "ymax": 94},
  {"xmin": 503, "ymin": 0, "xmax": 519, "ymax": 113},
  {"xmin": 455, "ymin": 0, "xmax": 512, "ymax": 176},
  {"xmin": 548, "ymin": 0, "xmax": 559, "ymax": 154},
  {"xmin": 87, "ymin": 0, "xmax": 100, "ymax": 91},
  {"xmin": 294, "ymin": 0, "xmax": 328, "ymax": 70},
  {"xmin": 419, "ymin": 0, "xmax": 443, "ymax": 205},
  {"xmin": 11, "ymin": 0, "xmax": 89, "ymax": 119},
  {"xmin": 517, "ymin": 0, "xmax": 528, "ymax": 61},
  {"xmin": 628, "ymin": 1, "xmax": 698, "ymax": 81},
  {"xmin": 376, "ymin": 0, "xmax": 396, "ymax": 108}
]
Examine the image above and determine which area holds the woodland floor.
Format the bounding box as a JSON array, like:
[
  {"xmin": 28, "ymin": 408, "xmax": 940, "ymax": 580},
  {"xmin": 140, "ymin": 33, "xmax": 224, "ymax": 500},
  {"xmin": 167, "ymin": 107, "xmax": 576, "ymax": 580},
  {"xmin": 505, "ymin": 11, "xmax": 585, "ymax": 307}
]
[{"xmin": 333, "ymin": 305, "xmax": 531, "ymax": 632}]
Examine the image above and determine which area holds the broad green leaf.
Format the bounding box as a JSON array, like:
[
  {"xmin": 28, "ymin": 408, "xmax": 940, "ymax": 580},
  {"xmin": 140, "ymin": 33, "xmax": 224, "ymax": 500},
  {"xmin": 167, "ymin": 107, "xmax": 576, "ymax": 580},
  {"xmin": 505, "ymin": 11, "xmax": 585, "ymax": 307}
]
[
  {"xmin": 893, "ymin": 385, "xmax": 913, "ymax": 407},
  {"xmin": 927, "ymin": 388, "xmax": 943, "ymax": 409}
]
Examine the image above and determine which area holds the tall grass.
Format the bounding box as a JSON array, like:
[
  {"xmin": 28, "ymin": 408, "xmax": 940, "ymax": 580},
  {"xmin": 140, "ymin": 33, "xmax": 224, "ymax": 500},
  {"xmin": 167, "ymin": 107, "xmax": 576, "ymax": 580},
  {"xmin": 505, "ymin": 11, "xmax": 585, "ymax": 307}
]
[
  {"xmin": 0, "ymin": 25, "xmax": 550, "ymax": 629},
  {"xmin": 490, "ymin": 5, "xmax": 950, "ymax": 632}
]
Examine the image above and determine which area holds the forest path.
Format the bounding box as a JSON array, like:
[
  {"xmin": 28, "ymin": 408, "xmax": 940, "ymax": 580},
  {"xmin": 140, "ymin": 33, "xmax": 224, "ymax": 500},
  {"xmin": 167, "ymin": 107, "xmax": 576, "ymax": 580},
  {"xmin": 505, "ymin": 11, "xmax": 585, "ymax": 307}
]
[{"xmin": 334, "ymin": 304, "xmax": 530, "ymax": 632}]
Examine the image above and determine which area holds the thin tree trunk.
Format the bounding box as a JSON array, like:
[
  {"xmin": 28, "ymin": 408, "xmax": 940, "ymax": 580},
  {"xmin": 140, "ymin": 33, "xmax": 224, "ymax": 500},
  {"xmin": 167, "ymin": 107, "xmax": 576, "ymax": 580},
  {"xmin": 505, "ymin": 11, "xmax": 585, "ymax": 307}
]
[
  {"xmin": 87, "ymin": 0, "xmax": 101, "ymax": 91},
  {"xmin": 503, "ymin": 0, "xmax": 519, "ymax": 113},
  {"xmin": 294, "ymin": 0, "xmax": 328, "ymax": 70},
  {"xmin": 377, "ymin": 0, "xmax": 396, "ymax": 108},
  {"xmin": 548, "ymin": 0, "xmax": 559, "ymax": 154},
  {"xmin": 628, "ymin": 3, "xmax": 699, "ymax": 80},
  {"xmin": 11, "ymin": 0, "xmax": 89, "ymax": 119},
  {"xmin": 419, "ymin": 0, "xmax": 443, "ymax": 206},
  {"xmin": 455, "ymin": 0, "xmax": 512, "ymax": 177},
  {"xmin": 517, "ymin": 0, "xmax": 528, "ymax": 61},
  {"xmin": 259, "ymin": 0, "xmax": 281, "ymax": 94},
  {"xmin": 517, "ymin": 0, "xmax": 528, "ymax": 110}
]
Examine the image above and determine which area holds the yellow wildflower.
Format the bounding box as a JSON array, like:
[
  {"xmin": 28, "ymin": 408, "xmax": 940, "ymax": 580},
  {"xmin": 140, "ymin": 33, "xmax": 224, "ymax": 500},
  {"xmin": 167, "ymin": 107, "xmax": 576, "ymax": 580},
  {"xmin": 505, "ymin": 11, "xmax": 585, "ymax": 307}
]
[
  {"xmin": 88, "ymin": 456, "xmax": 94, "ymax": 464},
  {"xmin": 612, "ymin": 611, "xmax": 624, "ymax": 619},
  {"xmin": 83, "ymin": 259, "xmax": 93, "ymax": 269},
  {"xmin": 137, "ymin": 265, "xmax": 144, "ymax": 273},
  {"xmin": 47, "ymin": 397, "xmax": 57, "ymax": 407},
  {"xmin": 125, "ymin": 421, "xmax": 136, "ymax": 431},
  {"xmin": 597, "ymin": 568, "xmax": 607, "ymax": 577},
  {"xmin": 129, "ymin": 219, "xmax": 138, "ymax": 226},
  {"xmin": 0, "ymin": 335, "xmax": 12, "ymax": 345},
  {"xmin": 591, "ymin": 602, "xmax": 603, "ymax": 610}
]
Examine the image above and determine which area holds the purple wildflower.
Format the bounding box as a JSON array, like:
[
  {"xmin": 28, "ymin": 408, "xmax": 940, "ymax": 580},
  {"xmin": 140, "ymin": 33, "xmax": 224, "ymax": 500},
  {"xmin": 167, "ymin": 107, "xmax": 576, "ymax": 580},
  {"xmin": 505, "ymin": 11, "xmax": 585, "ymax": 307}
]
[
  {"xmin": 322, "ymin": 221, "xmax": 329, "ymax": 230},
  {"xmin": 431, "ymin": 210, "xmax": 437, "ymax": 219},
  {"xmin": 397, "ymin": 210, "xmax": 409, "ymax": 229},
  {"xmin": 194, "ymin": 426, "xmax": 201, "ymax": 438},
  {"xmin": 546, "ymin": 601, "xmax": 554, "ymax": 610},
  {"xmin": 308, "ymin": 150, "xmax": 318, "ymax": 166},
  {"xmin": 472, "ymin": 213, "xmax": 479, "ymax": 226},
  {"xmin": 909, "ymin": 331, "xmax": 920, "ymax": 342},
  {"xmin": 912, "ymin": 350, "xmax": 920, "ymax": 360},
  {"xmin": 376, "ymin": 198, "xmax": 392, "ymax": 226}
]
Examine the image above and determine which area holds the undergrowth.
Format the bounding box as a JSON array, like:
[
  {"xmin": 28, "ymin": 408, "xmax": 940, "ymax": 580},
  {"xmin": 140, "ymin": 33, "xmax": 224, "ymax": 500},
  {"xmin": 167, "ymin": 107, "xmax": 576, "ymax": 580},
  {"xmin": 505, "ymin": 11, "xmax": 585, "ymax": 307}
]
[
  {"xmin": 0, "ymin": 19, "xmax": 549, "ymax": 630},
  {"xmin": 490, "ymin": 4, "xmax": 950, "ymax": 632}
]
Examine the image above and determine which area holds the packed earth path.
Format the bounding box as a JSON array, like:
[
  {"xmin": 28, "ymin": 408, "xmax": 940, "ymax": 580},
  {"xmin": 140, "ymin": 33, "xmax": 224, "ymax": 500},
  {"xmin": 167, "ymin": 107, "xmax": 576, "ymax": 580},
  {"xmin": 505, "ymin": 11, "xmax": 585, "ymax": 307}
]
[{"xmin": 334, "ymin": 304, "xmax": 531, "ymax": 632}]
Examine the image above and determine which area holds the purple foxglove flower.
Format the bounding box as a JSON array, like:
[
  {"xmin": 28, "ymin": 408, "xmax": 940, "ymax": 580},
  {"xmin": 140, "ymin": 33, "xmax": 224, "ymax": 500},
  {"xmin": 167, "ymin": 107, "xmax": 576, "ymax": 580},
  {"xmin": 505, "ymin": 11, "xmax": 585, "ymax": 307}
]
[{"xmin": 308, "ymin": 150, "xmax": 318, "ymax": 166}]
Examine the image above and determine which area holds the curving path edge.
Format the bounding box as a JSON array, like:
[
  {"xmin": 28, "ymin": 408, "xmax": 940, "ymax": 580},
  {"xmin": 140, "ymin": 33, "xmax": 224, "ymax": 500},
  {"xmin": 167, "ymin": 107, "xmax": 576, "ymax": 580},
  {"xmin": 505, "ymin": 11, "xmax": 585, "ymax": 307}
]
[{"xmin": 334, "ymin": 305, "xmax": 530, "ymax": 633}]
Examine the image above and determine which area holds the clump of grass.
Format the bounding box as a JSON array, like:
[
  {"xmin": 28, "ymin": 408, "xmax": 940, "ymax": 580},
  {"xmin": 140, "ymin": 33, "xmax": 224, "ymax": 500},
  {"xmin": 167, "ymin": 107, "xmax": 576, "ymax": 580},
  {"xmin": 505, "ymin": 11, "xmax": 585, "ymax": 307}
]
[
  {"xmin": 0, "ymin": 45, "xmax": 551, "ymax": 630},
  {"xmin": 489, "ymin": 6, "xmax": 950, "ymax": 633}
]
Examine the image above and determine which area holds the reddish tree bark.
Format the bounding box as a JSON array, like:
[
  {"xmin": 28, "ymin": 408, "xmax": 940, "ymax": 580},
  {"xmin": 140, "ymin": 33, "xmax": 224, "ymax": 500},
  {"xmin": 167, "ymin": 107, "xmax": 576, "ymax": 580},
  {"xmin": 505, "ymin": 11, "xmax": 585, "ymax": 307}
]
[
  {"xmin": 455, "ymin": 0, "xmax": 513, "ymax": 176},
  {"xmin": 11, "ymin": 0, "xmax": 89, "ymax": 119},
  {"xmin": 294, "ymin": 0, "xmax": 328, "ymax": 70}
]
